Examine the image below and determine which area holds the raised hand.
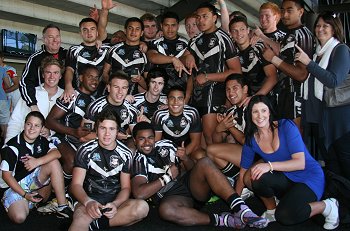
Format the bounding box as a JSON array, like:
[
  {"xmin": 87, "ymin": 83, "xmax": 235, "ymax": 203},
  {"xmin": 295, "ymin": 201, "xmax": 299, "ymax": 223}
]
[{"xmin": 294, "ymin": 44, "xmax": 311, "ymax": 66}]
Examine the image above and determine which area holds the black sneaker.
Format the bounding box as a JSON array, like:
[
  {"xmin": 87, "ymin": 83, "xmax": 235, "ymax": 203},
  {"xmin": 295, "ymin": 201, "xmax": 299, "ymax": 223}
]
[{"xmin": 56, "ymin": 206, "xmax": 73, "ymax": 219}]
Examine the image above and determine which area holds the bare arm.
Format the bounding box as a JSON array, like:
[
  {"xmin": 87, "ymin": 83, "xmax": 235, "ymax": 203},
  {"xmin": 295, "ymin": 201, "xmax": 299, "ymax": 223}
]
[
  {"xmin": 218, "ymin": 0, "xmax": 230, "ymax": 33},
  {"xmin": 4, "ymin": 76, "xmax": 19, "ymax": 93},
  {"xmin": 254, "ymin": 64, "xmax": 278, "ymax": 95}
]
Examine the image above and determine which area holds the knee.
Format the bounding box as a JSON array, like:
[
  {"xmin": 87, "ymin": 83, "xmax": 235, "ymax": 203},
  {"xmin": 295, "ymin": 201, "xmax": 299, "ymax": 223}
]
[
  {"xmin": 275, "ymin": 206, "xmax": 301, "ymax": 225},
  {"xmin": 159, "ymin": 203, "xmax": 177, "ymax": 221},
  {"xmin": 9, "ymin": 212, "xmax": 28, "ymax": 224},
  {"xmin": 251, "ymin": 173, "xmax": 273, "ymax": 197},
  {"xmin": 132, "ymin": 200, "xmax": 149, "ymax": 220}
]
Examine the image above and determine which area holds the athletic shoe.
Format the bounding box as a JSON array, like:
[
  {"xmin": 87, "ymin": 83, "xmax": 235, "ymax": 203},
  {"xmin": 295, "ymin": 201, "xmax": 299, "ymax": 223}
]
[
  {"xmin": 37, "ymin": 198, "xmax": 58, "ymax": 214},
  {"xmin": 234, "ymin": 204, "xmax": 268, "ymax": 228},
  {"xmin": 241, "ymin": 188, "xmax": 254, "ymax": 201},
  {"xmin": 323, "ymin": 198, "xmax": 339, "ymax": 230},
  {"xmin": 207, "ymin": 195, "xmax": 220, "ymax": 204},
  {"xmin": 217, "ymin": 212, "xmax": 246, "ymax": 229},
  {"xmin": 261, "ymin": 209, "xmax": 276, "ymax": 223},
  {"xmin": 56, "ymin": 206, "xmax": 73, "ymax": 219}
]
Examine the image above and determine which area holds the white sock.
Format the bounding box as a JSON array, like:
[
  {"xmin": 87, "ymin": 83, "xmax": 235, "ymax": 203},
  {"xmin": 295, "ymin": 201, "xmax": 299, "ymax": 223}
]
[{"xmin": 322, "ymin": 200, "xmax": 331, "ymax": 216}]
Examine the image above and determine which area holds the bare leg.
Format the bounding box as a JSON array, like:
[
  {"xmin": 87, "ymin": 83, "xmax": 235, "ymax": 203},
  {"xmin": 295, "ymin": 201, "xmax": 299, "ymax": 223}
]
[
  {"xmin": 7, "ymin": 199, "xmax": 29, "ymax": 224},
  {"xmin": 207, "ymin": 143, "xmax": 242, "ymax": 168},
  {"xmin": 69, "ymin": 203, "xmax": 93, "ymax": 231},
  {"xmin": 39, "ymin": 159, "xmax": 66, "ymax": 205},
  {"xmin": 57, "ymin": 142, "xmax": 76, "ymax": 175},
  {"xmin": 109, "ymin": 199, "xmax": 149, "ymax": 226},
  {"xmin": 202, "ymin": 113, "xmax": 217, "ymax": 145},
  {"xmin": 159, "ymin": 195, "xmax": 211, "ymax": 226}
]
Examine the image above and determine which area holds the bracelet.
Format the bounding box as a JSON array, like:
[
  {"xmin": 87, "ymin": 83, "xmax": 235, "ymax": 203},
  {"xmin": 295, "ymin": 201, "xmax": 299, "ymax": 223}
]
[
  {"xmin": 220, "ymin": 2, "xmax": 227, "ymax": 8},
  {"xmin": 84, "ymin": 198, "xmax": 94, "ymax": 207},
  {"xmin": 268, "ymin": 161, "xmax": 274, "ymax": 173},
  {"xmin": 159, "ymin": 177, "xmax": 165, "ymax": 187},
  {"xmin": 271, "ymin": 56, "xmax": 283, "ymax": 68},
  {"xmin": 23, "ymin": 191, "xmax": 27, "ymax": 198}
]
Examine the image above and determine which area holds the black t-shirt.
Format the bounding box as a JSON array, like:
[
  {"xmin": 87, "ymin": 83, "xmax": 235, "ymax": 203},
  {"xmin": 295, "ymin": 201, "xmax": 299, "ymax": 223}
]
[{"xmin": 132, "ymin": 92, "xmax": 167, "ymax": 120}]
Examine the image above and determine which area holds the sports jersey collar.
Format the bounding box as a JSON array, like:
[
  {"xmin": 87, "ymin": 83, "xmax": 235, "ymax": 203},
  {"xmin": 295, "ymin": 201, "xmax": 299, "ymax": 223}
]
[{"xmin": 286, "ymin": 24, "xmax": 305, "ymax": 33}]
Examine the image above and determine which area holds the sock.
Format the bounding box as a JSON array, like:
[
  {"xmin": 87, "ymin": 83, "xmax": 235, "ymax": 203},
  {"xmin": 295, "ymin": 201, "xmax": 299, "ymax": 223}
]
[
  {"xmin": 227, "ymin": 193, "xmax": 244, "ymax": 213},
  {"xmin": 266, "ymin": 208, "xmax": 275, "ymax": 214},
  {"xmin": 208, "ymin": 213, "xmax": 219, "ymax": 226},
  {"xmin": 221, "ymin": 162, "xmax": 240, "ymax": 177},
  {"xmin": 322, "ymin": 200, "xmax": 331, "ymax": 216}
]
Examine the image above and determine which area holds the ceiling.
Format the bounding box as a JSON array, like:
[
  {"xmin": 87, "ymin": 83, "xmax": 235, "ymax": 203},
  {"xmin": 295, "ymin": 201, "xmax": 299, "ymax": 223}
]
[{"xmin": 0, "ymin": 0, "xmax": 269, "ymax": 48}]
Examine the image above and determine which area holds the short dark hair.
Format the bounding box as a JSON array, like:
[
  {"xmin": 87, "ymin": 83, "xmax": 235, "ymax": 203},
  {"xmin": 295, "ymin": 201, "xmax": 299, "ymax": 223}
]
[
  {"xmin": 229, "ymin": 16, "xmax": 249, "ymax": 30},
  {"xmin": 282, "ymin": 0, "xmax": 305, "ymax": 9},
  {"xmin": 125, "ymin": 17, "xmax": 144, "ymax": 31},
  {"xmin": 108, "ymin": 70, "xmax": 130, "ymax": 84},
  {"xmin": 79, "ymin": 17, "xmax": 98, "ymax": 28},
  {"xmin": 42, "ymin": 24, "xmax": 60, "ymax": 35},
  {"xmin": 225, "ymin": 73, "xmax": 248, "ymax": 88},
  {"xmin": 80, "ymin": 64, "xmax": 99, "ymax": 76},
  {"xmin": 132, "ymin": 121, "xmax": 155, "ymax": 139},
  {"xmin": 161, "ymin": 11, "xmax": 180, "ymax": 24},
  {"xmin": 25, "ymin": 111, "xmax": 45, "ymax": 126},
  {"xmin": 146, "ymin": 67, "xmax": 167, "ymax": 86},
  {"xmin": 314, "ymin": 12, "xmax": 344, "ymax": 42},
  {"xmin": 196, "ymin": 2, "xmax": 218, "ymax": 16},
  {"xmin": 95, "ymin": 109, "xmax": 121, "ymax": 131},
  {"xmin": 167, "ymin": 85, "xmax": 185, "ymax": 98}
]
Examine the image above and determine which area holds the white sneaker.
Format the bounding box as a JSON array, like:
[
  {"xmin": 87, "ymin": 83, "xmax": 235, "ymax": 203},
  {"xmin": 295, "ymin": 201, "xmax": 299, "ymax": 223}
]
[
  {"xmin": 323, "ymin": 198, "xmax": 339, "ymax": 230},
  {"xmin": 261, "ymin": 209, "xmax": 276, "ymax": 223},
  {"xmin": 37, "ymin": 198, "xmax": 58, "ymax": 214},
  {"xmin": 241, "ymin": 188, "xmax": 254, "ymax": 201}
]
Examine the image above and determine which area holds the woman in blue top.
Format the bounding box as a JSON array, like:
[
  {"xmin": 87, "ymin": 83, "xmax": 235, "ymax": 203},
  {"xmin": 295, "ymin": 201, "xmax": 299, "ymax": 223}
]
[{"xmin": 236, "ymin": 95, "xmax": 338, "ymax": 230}]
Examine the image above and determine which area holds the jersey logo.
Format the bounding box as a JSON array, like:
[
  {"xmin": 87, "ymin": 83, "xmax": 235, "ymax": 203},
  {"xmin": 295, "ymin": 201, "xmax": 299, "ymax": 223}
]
[
  {"xmin": 159, "ymin": 148, "xmax": 169, "ymax": 158},
  {"xmin": 37, "ymin": 145, "xmax": 42, "ymax": 154},
  {"xmin": 77, "ymin": 99, "xmax": 86, "ymax": 107},
  {"xmin": 197, "ymin": 38, "xmax": 203, "ymax": 45},
  {"xmin": 81, "ymin": 51, "xmax": 91, "ymax": 58},
  {"xmin": 176, "ymin": 43, "xmax": 184, "ymax": 51},
  {"xmin": 92, "ymin": 153, "xmax": 101, "ymax": 162},
  {"xmin": 118, "ymin": 49, "xmax": 125, "ymax": 55},
  {"xmin": 163, "ymin": 43, "xmax": 168, "ymax": 50},
  {"xmin": 249, "ymin": 50, "xmax": 255, "ymax": 60},
  {"xmin": 120, "ymin": 109, "xmax": 128, "ymax": 120},
  {"xmin": 110, "ymin": 155, "xmax": 120, "ymax": 168},
  {"xmin": 209, "ymin": 38, "xmax": 216, "ymax": 48},
  {"xmin": 133, "ymin": 51, "xmax": 141, "ymax": 59},
  {"xmin": 180, "ymin": 117, "xmax": 187, "ymax": 128},
  {"xmin": 166, "ymin": 119, "xmax": 174, "ymax": 128}
]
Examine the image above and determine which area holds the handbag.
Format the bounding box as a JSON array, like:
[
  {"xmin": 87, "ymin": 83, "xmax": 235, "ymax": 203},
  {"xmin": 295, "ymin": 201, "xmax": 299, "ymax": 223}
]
[{"xmin": 323, "ymin": 44, "xmax": 350, "ymax": 107}]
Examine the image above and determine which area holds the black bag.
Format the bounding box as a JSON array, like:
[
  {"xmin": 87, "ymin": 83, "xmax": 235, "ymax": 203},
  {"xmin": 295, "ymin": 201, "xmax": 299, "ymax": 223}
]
[
  {"xmin": 323, "ymin": 44, "xmax": 350, "ymax": 107},
  {"xmin": 322, "ymin": 170, "xmax": 350, "ymax": 224}
]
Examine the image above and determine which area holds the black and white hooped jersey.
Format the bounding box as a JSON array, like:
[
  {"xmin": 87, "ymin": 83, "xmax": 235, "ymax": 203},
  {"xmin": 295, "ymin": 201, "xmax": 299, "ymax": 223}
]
[
  {"xmin": 238, "ymin": 42, "xmax": 270, "ymax": 95},
  {"xmin": 188, "ymin": 28, "xmax": 238, "ymax": 107},
  {"xmin": 265, "ymin": 29, "xmax": 286, "ymax": 44},
  {"xmin": 148, "ymin": 36, "xmax": 189, "ymax": 94},
  {"xmin": 152, "ymin": 105, "xmax": 202, "ymax": 146},
  {"xmin": 0, "ymin": 132, "xmax": 56, "ymax": 187},
  {"xmin": 55, "ymin": 89, "xmax": 95, "ymax": 142},
  {"xmin": 132, "ymin": 92, "xmax": 167, "ymax": 120},
  {"xmin": 66, "ymin": 43, "xmax": 110, "ymax": 89},
  {"xmin": 132, "ymin": 139, "xmax": 178, "ymax": 198},
  {"xmin": 74, "ymin": 139, "xmax": 132, "ymax": 198},
  {"xmin": 84, "ymin": 96, "xmax": 139, "ymax": 133},
  {"xmin": 105, "ymin": 43, "xmax": 148, "ymax": 95}
]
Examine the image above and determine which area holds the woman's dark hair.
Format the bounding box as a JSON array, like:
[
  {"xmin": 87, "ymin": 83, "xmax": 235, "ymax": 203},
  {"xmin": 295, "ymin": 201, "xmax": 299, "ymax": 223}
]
[
  {"xmin": 244, "ymin": 95, "xmax": 276, "ymax": 146},
  {"xmin": 25, "ymin": 111, "xmax": 45, "ymax": 126},
  {"xmin": 314, "ymin": 12, "xmax": 344, "ymax": 42}
]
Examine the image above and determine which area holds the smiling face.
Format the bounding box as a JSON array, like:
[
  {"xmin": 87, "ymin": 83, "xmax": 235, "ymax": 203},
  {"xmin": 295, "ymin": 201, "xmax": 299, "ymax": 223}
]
[
  {"xmin": 97, "ymin": 119, "xmax": 118, "ymax": 150},
  {"xmin": 43, "ymin": 64, "xmax": 61, "ymax": 88},
  {"xmin": 226, "ymin": 79, "xmax": 248, "ymax": 105},
  {"xmin": 125, "ymin": 21, "xmax": 143, "ymax": 45},
  {"xmin": 80, "ymin": 68, "xmax": 99, "ymax": 94},
  {"xmin": 23, "ymin": 116, "xmax": 43, "ymax": 143},
  {"xmin": 259, "ymin": 9, "xmax": 278, "ymax": 32},
  {"xmin": 43, "ymin": 27, "xmax": 61, "ymax": 54},
  {"xmin": 107, "ymin": 78, "xmax": 129, "ymax": 106},
  {"xmin": 148, "ymin": 77, "xmax": 165, "ymax": 97},
  {"xmin": 134, "ymin": 129, "xmax": 155, "ymax": 155},
  {"xmin": 162, "ymin": 18, "xmax": 179, "ymax": 40},
  {"xmin": 167, "ymin": 90, "xmax": 185, "ymax": 116},
  {"xmin": 143, "ymin": 20, "xmax": 158, "ymax": 41},
  {"xmin": 251, "ymin": 102, "xmax": 271, "ymax": 129},
  {"xmin": 230, "ymin": 21, "xmax": 250, "ymax": 48},
  {"xmin": 185, "ymin": 17, "xmax": 200, "ymax": 38},
  {"xmin": 315, "ymin": 17, "xmax": 334, "ymax": 46}
]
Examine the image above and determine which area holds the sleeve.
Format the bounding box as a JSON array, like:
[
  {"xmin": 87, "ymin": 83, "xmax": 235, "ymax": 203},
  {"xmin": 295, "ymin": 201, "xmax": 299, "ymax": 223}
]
[
  {"xmin": 131, "ymin": 153, "xmax": 149, "ymax": 179},
  {"xmin": 282, "ymin": 119, "xmax": 306, "ymax": 155},
  {"xmin": 279, "ymin": 34, "xmax": 296, "ymax": 64},
  {"xmin": 151, "ymin": 110, "xmax": 163, "ymax": 132},
  {"xmin": 65, "ymin": 46, "xmax": 77, "ymax": 71},
  {"xmin": 240, "ymin": 143, "xmax": 256, "ymax": 169},
  {"xmin": 19, "ymin": 55, "xmax": 40, "ymax": 107},
  {"xmin": 84, "ymin": 101, "xmax": 97, "ymax": 121},
  {"xmin": 55, "ymin": 96, "xmax": 72, "ymax": 113},
  {"xmin": 307, "ymin": 45, "xmax": 350, "ymax": 88},
  {"xmin": 74, "ymin": 145, "xmax": 90, "ymax": 169},
  {"xmin": 190, "ymin": 109, "xmax": 202, "ymax": 133},
  {"xmin": 5, "ymin": 98, "xmax": 29, "ymax": 143},
  {"xmin": 148, "ymin": 40, "xmax": 158, "ymax": 51},
  {"xmin": 129, "ymin": 105, "xmax": 139, "ymax": 126},
  {"xmin": 104, "ymin": 46, "xmax": 114, "ymax": 65},
  {"xmin": 255, "ymin": 42, "xmax": 270, "ymax": 67},
  {"xmin": 222, "ymin": 32, "xmax": 238, "ymax": 60},
  {"xmin": 0, "ymin": 146, "xmax": 18, "ymax": 172}
]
